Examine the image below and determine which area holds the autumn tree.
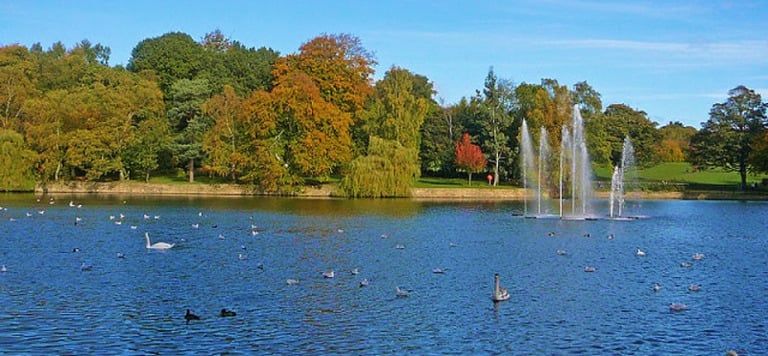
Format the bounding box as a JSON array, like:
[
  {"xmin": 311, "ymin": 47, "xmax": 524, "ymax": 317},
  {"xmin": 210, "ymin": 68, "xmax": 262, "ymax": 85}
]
[
  {"xmin": 272, "ymin": 71, "xmax": 352, "ymax": 178},
  {"xmin": 690, "ymin": 86, "xmax": 767, "ymax": 189},
  {"xmin": 202, "ymin": 86, "xmax": 242, "ymax": 180},
  {"xmin": 0, "ymin": 45, "xmax": 38, "ymax": 131},
  {"xmin": 655, "ymin": 121, "xmax": 696, "ymax": 162},
  {"xmin": 270, "ymin": 34, "xmax": 374, "ymax": 180},
  {"xmin": 455, "ymin": 133, "xmax": 487, "ymax": 185}
]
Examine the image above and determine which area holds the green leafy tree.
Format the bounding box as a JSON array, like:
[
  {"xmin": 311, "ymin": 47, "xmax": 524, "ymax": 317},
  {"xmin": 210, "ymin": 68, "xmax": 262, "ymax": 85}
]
[
  {"xmin": 477, "ymin": 68, "xmax": 515, "ymax": 186},
  {"xmin": 455, "ymin": 133, "xmax": 487, "ymax": 185},
  {"xmin": 127, "ymin": 32, "xmax": 204, "ymax": 94},
  {"xmin": 339, "ymin": 136, "xmax": 417, "ymax": 197},
  {"xmin": 123, "ymin": 116, "xmax": 172, "ymax": 182},
  {"xmin": 166, "ymin": 78, "xmax": 214, "ymax": 182},
  {"xmin": 198, "ymin": 29, "xmax": 279, "ymax": 96},
  {"xmin": 419, "ymin": 99, "xmax": 459, "ymax": 176},
  {"xmin": 572, "ymin": 81, "xmax": 610, "ymax": 164},
  {"xmin": 749, "ymin": 131, "xmax": 768, "ymax": 175},
  {"xmin": 0, "ymin": 129, "xmax": 36, "ymax": 191},
  {"xmin": 603, "ymin": 104, "xmax": 661, "ymax": 167},
  {"xmin": 690, "ymin": 86, "xmax": 767, "ymax": 189}
]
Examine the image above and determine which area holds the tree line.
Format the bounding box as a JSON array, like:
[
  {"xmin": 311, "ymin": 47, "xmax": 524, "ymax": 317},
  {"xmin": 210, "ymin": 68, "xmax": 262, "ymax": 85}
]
[{"xmin": 1, "ymin": 30, "xmax": 766, "ymax": 195}]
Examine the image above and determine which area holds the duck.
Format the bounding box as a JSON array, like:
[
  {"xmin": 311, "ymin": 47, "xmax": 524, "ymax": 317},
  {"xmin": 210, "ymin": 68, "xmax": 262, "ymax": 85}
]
[
  {"xmin": 432, "ymin": 268, "xmax": 445, "ymax": 274},
  {"xmin": 395, "ymin": 244, "xmax": 405, "ymax": 250},
  {"xmin": 680, "ymin": 262, "xmax": 693, "ymax": 268},
  {"xmin": 636, "ymin": 248, "xmax": 646, "ymax": 256},
  {"xmin": 322, "ymin": 270, "xmax": 335, "ymax": 279},
  {"xmin": 556, "ymin": 249, "xmax": 567, "ymax": 256},
  {"xmin": 607, "ymin": 234, "xmax": 615, "ymax": 240},
  {"xmin": 584, "ymin": 266, "xmax": 596, "ymax": 272},
  {"xmin": 359, "ymin": 278, "xmax": 369, "ymax": 287},
  {"xmin": 692, "ymin": 252, "xmax": 705, "ymax": 261},
  {"xmin": 185, "ymin": 309, "xmax": 201, "ymax": 324},
  {"xmin": 688, "ymin": 284, "xmax": 701, "ymax": 292},
  {"xmin": 1, "ymin": 265, "xmax": 6, "ymax": 272},
  {"xmin": 80, "ymin": 263, "xmax": 93, "ymax": 271},
  {"xmin": 350, "ymin": 268, "xmax": 359, "ymax": 275},
  {"xmin": 653, "ymin": 283, "xmax": 661, "ymax": 292},
  {"xmin": 117, "ymin": 253, "xmax": 126, "ymax": 259},
  {"xmin": 220, "ymin": 308, "xmax": 237, "ymax": 317},
  {"xmin": 286, "ymin": 279, "xmax": 300, "ymax": 285},
  {"xmin": 145, "ymin": 232, "xmax": 174, "ymax": 250}
]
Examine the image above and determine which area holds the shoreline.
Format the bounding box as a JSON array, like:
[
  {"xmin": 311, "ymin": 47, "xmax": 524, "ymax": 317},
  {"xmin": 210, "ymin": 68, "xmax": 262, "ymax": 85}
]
[{"xmin": 33, "ymin": 181, "xmax": 768, "ymax": 201}]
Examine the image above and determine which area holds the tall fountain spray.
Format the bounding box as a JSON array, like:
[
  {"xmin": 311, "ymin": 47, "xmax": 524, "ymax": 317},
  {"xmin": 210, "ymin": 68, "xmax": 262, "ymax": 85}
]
[
  {"xmin": 610, "ymin": 137, "xmax": 635, "ymax": 218},
  {"xmin": 520, "ymin": 120, "xmax": 535, "ymax": 216},
  {"xmin": 559, "ymin": 106, "xmax": 595, "ymax": 218},
  {"xmin": 538, "ymin": 126, "xmax": 550, "ymax": 215}
]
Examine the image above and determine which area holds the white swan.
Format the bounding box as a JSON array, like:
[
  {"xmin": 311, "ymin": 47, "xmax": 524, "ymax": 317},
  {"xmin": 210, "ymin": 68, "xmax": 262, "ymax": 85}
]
[
  {"xmin": 145, "ymin": 232, "xmax": 174, "ymax": 250},
  {"xmin": 492, "ymin": 273, "xmax": 510, "ymax": 302},
  {"xmin": 636, "ymin": 248, "xmax": 646, "ymax": 256}
]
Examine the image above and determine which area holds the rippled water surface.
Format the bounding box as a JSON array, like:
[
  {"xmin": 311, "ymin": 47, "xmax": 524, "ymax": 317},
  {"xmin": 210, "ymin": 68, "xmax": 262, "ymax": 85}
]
[{"xmin": 0, "ymin": 195, "xmax": 765, "ymax": 354}]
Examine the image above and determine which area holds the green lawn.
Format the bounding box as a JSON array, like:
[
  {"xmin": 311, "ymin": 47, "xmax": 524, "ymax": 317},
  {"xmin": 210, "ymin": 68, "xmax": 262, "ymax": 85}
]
[{"xmin": 593, "ymin": 162, "xmax": 768, "ymax": 190}]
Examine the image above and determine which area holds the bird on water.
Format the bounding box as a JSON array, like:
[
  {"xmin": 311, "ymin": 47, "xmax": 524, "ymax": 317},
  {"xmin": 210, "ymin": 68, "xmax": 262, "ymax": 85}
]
[{"xmin": 185, "ymin": 309, "xmax": 200, "ymax": 324}]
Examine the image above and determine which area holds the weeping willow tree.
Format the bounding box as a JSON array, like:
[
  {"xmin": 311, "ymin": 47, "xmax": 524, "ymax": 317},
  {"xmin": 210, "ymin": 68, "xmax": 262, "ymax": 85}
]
[
  {"xmin": 340, "ymin": 136, "xmax": 419, "ymax": 198},
  {"xmin": 0, "ymin": 129, "xmax": 36, "ymax": 191}
]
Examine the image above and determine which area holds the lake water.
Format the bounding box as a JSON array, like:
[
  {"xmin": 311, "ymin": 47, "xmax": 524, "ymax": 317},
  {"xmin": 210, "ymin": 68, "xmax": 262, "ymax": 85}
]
[{"xmin": 0, "ymin": 194, "xmax": 765, "ymax": 355}]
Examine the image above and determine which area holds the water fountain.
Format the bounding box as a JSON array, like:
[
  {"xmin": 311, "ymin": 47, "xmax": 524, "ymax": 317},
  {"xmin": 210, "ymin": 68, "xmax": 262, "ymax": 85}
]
[
  {"xmin": 610, "ymin": 137, "xmax": 636, "ymax": 219},
  {"xmin": 520, "ymin": 120, "xmax": 556, "ymax": 218},
  {"xmin": 520, "ymin": 106, "xmax": 639, "ymax": 220},
  {"xmin": 559, "ymin": 106, "xmax": 595, "ymax": 219},
  {"xmin": 520, "ymin": 120, "xmax": 535, "ymax": 216}
]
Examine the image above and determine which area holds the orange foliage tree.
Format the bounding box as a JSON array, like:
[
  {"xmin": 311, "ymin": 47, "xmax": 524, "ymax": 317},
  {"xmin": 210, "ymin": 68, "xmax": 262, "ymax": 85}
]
[
  {"xmin": 270, "ymin": 34, "xmax": 375, "ymax": 179},
  {"xmin": 455, "ymin": 133, "xmax": 487, "ymax": 185}
]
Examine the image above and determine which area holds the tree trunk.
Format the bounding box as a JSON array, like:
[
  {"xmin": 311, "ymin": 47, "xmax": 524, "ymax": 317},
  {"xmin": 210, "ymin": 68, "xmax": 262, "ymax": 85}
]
[
  {"xmin": 188, "ymin": 159, "xmax": 195, "ymax": 183},
  {"xmin": 467, "ymin": 172, "xmax": 473, "ymax": 186},
  {"xmin": 740, "ymin": 161, "xmax": 747, "ymax": 191},
  {"xmin": 494, "ymin": 151, "xmax": 500, "ymax": 186}
]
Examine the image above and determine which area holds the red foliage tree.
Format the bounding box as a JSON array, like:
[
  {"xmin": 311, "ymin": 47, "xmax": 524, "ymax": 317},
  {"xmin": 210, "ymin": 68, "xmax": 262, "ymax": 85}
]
[{"xmin": 455, "ymin": 133, "xmax": 487, "ymax": 185}]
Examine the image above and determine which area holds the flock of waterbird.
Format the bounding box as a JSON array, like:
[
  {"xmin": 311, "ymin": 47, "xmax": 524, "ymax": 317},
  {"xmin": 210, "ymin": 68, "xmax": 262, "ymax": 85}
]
[
  {"xmin": 0, "ymin": 197, "xmax": 255, "ymax": 324},
  {"xmin": 0, "ymin": 196, "xmax": 435, "ymax": 325},
  {"xmin": 547, "ymin": 230, "xmax": 706, "ymax": 312},
  {"xmin": 1, "ymin": 196, "xmax": 708, "ymax": 325}
]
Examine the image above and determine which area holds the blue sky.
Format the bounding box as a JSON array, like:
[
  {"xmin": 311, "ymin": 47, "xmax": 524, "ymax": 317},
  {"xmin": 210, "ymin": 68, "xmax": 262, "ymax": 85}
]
[{"xmin": 2, "ymin": 0, "xmax": 767, "ymax": 128}]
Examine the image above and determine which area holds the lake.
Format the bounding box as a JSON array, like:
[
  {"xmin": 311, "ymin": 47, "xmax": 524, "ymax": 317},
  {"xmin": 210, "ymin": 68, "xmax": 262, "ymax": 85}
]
[{"xmin": 0, "ymin": 194, "xmax": 765, "ymax": 354}]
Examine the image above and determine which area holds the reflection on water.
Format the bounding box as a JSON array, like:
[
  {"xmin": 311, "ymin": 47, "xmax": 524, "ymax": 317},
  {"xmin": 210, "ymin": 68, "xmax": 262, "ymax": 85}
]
[{"xmin": 0, "ymin": 194, "xmax": 765, "ymax": 354}]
